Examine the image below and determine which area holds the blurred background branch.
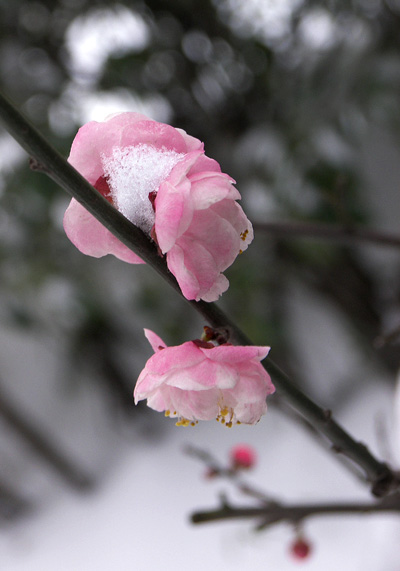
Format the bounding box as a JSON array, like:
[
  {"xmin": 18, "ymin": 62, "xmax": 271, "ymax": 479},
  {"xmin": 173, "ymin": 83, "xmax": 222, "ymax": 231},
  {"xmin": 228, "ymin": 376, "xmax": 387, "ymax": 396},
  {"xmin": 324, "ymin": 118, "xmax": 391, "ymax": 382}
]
[
  {"xmin": 253, "ymin": 220, "xmax": 400, "ymax": 249},
  {"xmin": 0, "ymin": 379, "xmax": 94, "ymax": 491},
  {"xmin": 188, "ymin": 444, "xmax": 400, "ymax": 528}
]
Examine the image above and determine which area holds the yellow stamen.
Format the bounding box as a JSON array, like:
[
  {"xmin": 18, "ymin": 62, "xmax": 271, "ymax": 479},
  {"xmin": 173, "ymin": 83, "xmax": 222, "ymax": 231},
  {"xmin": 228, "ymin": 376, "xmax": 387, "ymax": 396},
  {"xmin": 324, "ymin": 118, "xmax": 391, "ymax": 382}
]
[
  {"xmin": 240, "ymin": 229, "xmax": 248, "ymax": 241},
  {"xmin": 165, "ymin": 410, "xmax": 170, "ymax": 417},
  {"xmin": 175, "ymin": 418, "xmax": 190, "ymax": 427},
  {"xmin": 216, "ymin": 404, "xmax": 237, "ymax": 426}
]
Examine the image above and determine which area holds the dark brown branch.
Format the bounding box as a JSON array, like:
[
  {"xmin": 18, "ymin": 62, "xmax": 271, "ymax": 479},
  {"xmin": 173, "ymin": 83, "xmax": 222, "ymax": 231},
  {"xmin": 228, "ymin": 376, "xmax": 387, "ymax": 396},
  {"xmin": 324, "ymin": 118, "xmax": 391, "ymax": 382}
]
[{"xmin": 191, "ymin": 494, "xmax": 400, "ymax": 526}]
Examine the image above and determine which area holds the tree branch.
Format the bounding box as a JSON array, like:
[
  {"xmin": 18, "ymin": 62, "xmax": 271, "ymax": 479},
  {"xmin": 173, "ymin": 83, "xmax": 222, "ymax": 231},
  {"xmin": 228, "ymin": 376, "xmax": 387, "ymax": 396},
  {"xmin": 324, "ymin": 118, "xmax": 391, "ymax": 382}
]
[
  {"xmin": 0, "ymin": 382, "xmax": 94, "ymax": 491},
  {"xmin": 253, "ymin": 220, "xmax": 400, "ymax": 249},
  {"xmin": 187, "ymin": 444, "xmax": 400, "ymax": 528},
  {"xmin": 0, "ymin": 90, "xmax": 398, "ymax": 497},
  {"xmin": 191, "ymin": 494, "xmax": 400, "ymax": 527},
  {"xmin": 0, "ymin": 479, "xmax": 33, "ymax": 522}
]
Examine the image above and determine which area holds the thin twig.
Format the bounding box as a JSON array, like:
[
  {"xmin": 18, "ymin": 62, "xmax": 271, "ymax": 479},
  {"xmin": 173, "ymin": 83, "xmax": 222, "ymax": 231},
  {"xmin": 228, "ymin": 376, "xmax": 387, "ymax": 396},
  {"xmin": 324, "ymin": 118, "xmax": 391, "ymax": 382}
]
[
  {"xmin": 0, "ymin": 91, "xmax": 397, "ymax": 497},
  {"xmin": 253, "ymin": 220, "xmax": 400, "ymax": 249},
  {"xmin": 185, "ymin": 444, "xmax": 276, "ymax": 504}
]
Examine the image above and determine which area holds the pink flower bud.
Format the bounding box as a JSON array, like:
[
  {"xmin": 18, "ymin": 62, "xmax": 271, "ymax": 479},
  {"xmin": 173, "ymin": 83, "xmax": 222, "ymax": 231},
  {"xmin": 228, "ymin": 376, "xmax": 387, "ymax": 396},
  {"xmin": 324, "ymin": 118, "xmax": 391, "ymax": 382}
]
[
  {"xmin": 63, "ymin": 112, "xmax": 253, "ymax": 302},
  {"xmin": 290, "ymin": 537, "xmax": 312, "ymax": 561},
  {"xmin": 134, "ymin": 329, "xmax": 275, "ymax": 426},
  {"xmin": 230, "ymin": 444, "xmax": 257, "ymax": 469}
]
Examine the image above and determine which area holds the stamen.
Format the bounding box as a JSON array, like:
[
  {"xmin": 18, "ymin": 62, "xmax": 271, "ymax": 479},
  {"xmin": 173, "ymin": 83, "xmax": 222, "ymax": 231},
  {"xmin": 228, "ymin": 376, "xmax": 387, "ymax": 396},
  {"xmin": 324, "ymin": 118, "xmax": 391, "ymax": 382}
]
[{"xmin": 175, "ymin": 418, "xmax": 190, "ymax": 427}]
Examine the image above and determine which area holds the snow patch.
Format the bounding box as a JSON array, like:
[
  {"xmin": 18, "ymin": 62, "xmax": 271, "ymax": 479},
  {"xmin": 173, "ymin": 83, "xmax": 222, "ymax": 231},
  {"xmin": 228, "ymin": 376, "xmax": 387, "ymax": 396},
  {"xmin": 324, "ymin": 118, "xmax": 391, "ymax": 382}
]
[{"xmin": 102, "ymin": 144, "xmax": 184, "ymax": 234}]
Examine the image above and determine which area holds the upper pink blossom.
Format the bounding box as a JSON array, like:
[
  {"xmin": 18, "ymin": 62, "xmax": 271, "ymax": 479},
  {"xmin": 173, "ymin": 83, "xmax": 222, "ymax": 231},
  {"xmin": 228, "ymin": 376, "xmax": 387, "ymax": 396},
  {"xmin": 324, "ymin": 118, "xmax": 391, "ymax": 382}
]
[
  {"xmin": 63, "ymin": 112, "xmax": 253, "ymax": 302},
  {"xmin": 134, "ymin": 329, "xmax": 275, "ymax": 426}
]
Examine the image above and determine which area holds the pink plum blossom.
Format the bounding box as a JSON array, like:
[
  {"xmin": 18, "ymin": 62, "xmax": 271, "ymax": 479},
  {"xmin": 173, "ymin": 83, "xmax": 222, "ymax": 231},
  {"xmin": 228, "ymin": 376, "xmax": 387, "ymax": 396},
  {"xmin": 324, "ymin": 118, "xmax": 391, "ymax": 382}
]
[
  {"xmin": 63, "ymin": 112, "xmax": 253, "ymax": 302},
  {"xmin": 134, "ymin": 329, "xmax": 275, "ymax": 426}
]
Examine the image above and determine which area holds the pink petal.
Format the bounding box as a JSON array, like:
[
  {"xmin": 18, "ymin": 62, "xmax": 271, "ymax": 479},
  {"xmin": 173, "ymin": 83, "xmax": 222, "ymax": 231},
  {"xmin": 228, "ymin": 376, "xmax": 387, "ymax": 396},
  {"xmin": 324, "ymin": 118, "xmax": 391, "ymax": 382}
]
[
  {"xmin": 166, "ymin": 242, "xmax": 226, "ymax": 302},
  {"xmin": 163, "ymin": 358, "xmax": 239, "ymax": 390},
  {"xmin": 63, "ymin": 198, "xmax": 144, "ymax": 264},
  {"xmin": 203, "ymin": 344, "xmax": 271, "ymax": 364},
  {"xmin": 175, "ymin": 128, "xmax": 204, "ymax": 152},
  {"xmin": 154, "ymin": 181, "xmax": 194, "ymax": 253},
  {"xmin": 165, "ymin": 150, "xmax": 204, "ymax": 187},
  {"xmin": 144, "ymin": 342, "xmax": 205, "ymax": 375},
  {"xmin": 189, "ymin": 172, "xmax": 240, "ymax": 209},
  {"xmin": 167, "ymin": 387, "xmax": 220, "ymax": 421},
  {"xmin": 68, "ymin": 117, "xmax": 129, "ymax": 183},
  {"xmin": 187, "ymin": 154, "xmax": 221, "ymax": 175},
  {"xmin": 144, "ymin": 329, "xmax": 167, "ymax": 352},
  {"xmin": 120, "ymin": 120, "xmax": 187, "ymax": 153}
]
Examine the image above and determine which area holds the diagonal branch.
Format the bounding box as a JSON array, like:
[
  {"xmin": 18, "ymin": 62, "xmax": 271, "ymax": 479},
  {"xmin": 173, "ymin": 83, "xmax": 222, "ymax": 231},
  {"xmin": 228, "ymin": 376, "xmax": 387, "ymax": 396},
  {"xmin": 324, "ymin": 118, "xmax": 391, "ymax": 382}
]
[
  {"xmin": 0, "ymin": 382, "xmax": 94, "ymax": 491},
  {"xmin": 0, "ymin": 91, "xmax": 398, "ymax": 497}
]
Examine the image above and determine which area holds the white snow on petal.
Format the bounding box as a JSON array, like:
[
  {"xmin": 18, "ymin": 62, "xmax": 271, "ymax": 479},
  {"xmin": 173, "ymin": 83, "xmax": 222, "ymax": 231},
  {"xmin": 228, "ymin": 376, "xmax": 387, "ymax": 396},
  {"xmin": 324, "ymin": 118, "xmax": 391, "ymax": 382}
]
[{"xmin": 102, "ymin": 144, "xmax": 184, "ymax": 234}]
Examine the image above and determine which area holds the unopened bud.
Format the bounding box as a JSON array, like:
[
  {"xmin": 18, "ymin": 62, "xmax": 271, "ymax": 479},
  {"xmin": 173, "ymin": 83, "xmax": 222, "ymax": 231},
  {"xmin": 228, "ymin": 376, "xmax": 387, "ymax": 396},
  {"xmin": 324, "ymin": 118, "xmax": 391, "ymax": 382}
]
[
  {"xmin": 230, "ymin": 444, "xmax": 256, "ymax": 470},
  {"xmin": 290, "ymin": 537, "xmax": 312, "ymax": 561}
]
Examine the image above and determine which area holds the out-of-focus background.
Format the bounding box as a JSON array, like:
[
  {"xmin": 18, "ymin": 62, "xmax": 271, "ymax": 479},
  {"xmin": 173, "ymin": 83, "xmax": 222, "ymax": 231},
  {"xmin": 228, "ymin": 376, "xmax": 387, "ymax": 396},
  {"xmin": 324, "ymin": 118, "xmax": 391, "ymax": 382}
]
[{"xmin": 1, "ymin": 1, "xmax": 400, "ymax": 569}]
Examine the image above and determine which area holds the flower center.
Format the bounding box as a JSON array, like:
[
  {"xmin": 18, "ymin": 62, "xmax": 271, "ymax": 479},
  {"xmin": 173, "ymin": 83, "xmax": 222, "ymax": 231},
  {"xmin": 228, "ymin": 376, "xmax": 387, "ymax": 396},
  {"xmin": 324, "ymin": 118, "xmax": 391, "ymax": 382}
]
[{"xmin": 101, "ymin": 144, "xmax": 185, "ymax": 235}]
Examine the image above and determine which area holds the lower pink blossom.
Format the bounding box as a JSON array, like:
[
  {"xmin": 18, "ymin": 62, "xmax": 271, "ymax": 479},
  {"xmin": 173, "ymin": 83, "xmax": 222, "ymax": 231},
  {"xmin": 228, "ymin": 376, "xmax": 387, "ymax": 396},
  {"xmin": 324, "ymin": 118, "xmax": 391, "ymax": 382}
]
[
  {"xmin": 134, "ymin": 329, "xmax": 275, "ymax": 426},
  {"xmin": 63, "ymin": 112, "xmax": 253, "ymax": 302}
]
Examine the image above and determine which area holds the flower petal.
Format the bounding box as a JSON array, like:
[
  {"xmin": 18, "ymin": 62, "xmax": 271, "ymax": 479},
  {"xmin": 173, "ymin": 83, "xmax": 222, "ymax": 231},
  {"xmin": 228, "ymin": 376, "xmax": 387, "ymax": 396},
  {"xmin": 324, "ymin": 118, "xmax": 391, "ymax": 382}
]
[
  {"xmin": 144, "ymin": 329, "xmax": 167, "ymax": 352},
  {"xmin": 63, "ymin": 198, "xmax": 144, "ymax": 264}
]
